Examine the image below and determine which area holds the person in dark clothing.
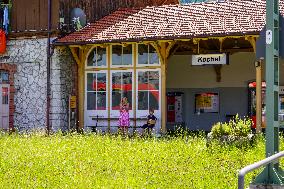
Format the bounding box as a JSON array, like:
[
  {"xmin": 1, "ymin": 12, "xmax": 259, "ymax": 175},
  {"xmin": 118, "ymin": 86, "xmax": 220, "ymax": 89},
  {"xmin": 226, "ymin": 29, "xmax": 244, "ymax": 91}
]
[{"xmin": 142, "ymin": 108, "xmax": 157, "ymax": 136}]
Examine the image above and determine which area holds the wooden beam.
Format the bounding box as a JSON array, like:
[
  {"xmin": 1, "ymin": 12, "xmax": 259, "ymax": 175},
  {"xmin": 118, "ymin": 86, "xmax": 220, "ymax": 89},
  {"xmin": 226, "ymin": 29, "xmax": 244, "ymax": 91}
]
[
  {"xmin": 213, "ymin": 65, "xmax": 222, "ymax": 82},
  {"xmin": 69, "ymin": 45, "xmax": 84, "ymax": 50},
  {"xmin": 70, "ymin": 47, "xmax": 81, "ymax": 65}
]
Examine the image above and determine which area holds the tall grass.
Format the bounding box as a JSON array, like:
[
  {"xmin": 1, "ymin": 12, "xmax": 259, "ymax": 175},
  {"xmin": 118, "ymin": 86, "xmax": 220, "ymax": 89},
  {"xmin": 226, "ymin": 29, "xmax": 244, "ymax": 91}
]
[{"xmin": 0, "ymin": 133, "xmax": 280, "ymax": 189}]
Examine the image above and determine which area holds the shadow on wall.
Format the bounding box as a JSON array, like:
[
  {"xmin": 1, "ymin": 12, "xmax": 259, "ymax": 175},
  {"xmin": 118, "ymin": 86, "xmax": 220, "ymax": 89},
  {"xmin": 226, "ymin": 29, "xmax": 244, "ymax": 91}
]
[{"xmin": 167, "ymin": 87, "xmax": 248, "ymax": 131}]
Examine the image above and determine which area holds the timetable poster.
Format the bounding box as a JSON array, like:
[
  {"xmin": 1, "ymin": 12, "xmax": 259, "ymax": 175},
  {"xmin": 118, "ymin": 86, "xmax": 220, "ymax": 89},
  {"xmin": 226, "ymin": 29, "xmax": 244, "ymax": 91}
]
[{"xmin": 195, "ymin": 93, "xmax": 219, "ymax": 113}]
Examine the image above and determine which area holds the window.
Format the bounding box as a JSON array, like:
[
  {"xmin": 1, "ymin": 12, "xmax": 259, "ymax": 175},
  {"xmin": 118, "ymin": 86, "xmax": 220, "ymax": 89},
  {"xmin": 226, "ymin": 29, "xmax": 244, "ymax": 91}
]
[
  {"xmin": 112, "ymin": 72, "xmax": 132, "ymax": 110},
  {"xmin": 112, "ymin": 45, "xmax": 133, "ymax": 66},
  {"xmin": 2, "ymin": 87, "xmax": 8, "ymax": 104},
  {"xmin": 86, "ymin": 72, "xmax": 107, "ymax": 110},
  {"xmin": 138, "ymin": 71, "xmax": 159, "ymax": 110},
  {"xmin": 0, "ymin": 71, "xmax": 9, "ymax": 83},
  {"xmin": 87, "ymin": 47, "xmax": 107, "ymax": 67},
  {"xmin": 138, "ymin": 44, "xmax": 159, "ymax": 65}
]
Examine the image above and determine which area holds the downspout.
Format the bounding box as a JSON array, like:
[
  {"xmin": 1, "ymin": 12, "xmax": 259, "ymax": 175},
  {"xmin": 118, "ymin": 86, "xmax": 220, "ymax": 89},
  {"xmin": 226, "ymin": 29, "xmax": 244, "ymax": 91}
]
[{"xmin": 46, "ymin": 0, "xmax": 52, "ymax": 134}]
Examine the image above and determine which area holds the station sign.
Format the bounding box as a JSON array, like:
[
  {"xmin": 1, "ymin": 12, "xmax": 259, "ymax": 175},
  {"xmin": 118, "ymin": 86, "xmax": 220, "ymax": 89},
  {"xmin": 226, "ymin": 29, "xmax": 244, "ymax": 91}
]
[{"xmin": 192, "ymin": 53, "xmax": 228, "ymax": 66}]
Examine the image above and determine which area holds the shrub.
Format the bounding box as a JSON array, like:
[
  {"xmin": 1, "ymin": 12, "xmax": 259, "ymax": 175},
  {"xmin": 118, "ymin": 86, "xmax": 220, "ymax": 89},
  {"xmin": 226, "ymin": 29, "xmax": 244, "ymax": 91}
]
[
  {"xmin": 211, "ymin": 115, "xmax": 252, "ymax": 139},
  {"xmin": 211, "ymin": 122, "xmax": 231, "ymax": 138},
  {"xmin": 229, "ymin": 115, "xmax": 252, "ymax": 137}
]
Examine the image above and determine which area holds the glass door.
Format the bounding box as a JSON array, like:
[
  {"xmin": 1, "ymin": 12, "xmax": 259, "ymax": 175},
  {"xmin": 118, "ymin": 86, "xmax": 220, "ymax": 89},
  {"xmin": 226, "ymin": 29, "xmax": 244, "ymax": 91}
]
[
  {"xmin": 85, "ymin": 71, "xmax": 108, "ymax": 129},
  {"xmin": 0, "ymin": 84, "xmax": 9, "ymax": 130},
  {"xmin": 110, "ymin": 70, "xmax": 134, "ymax": 128},
  {"xmin": 136, "ymin": 69, "xmax": 161, "ymax": 133}
]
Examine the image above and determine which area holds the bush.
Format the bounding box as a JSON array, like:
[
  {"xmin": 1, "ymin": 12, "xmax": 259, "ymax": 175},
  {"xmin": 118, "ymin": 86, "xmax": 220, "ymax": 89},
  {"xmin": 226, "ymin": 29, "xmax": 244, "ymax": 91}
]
[
  {"xmin": 211, "ymin": 122, "xmax": 231, "ymax": 138},
  {"xmin": 211, "ymin": 115, "xmax": 252, "ymax": 139}
]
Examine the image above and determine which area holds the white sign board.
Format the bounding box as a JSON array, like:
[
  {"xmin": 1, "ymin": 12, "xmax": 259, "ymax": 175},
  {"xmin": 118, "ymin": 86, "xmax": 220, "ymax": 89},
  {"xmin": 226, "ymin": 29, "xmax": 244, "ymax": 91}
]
[
  {"xmin": 192, "ymin": 53, "xmax": 227, "ymax": 65},
  {"xmin": 266, "ymin": 30, "xmax": 272, "ymax": 45}
]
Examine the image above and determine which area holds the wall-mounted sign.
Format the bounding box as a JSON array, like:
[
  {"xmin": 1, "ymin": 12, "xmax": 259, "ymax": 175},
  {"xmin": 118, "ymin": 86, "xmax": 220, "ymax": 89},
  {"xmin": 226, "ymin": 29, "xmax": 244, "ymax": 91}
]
[
  {"xmin": 266, "ymin": 30, "xmax": 272, "ymax": 45},
  {"xmin": 70, "ymin": 96, "xmax": 77, "ymax": 109},
  {"xmin": 192, "ymin": 53, "xmax": 227, "ymax": 65},
  {"xmin": 195, "ymin": 93, "xmax": 219, "ymax": 113}
]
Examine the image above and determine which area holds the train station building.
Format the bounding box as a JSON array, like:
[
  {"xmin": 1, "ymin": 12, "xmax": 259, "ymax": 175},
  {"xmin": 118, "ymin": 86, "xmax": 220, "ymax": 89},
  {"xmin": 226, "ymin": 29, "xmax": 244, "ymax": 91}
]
[{"xmin": 53, "ymin": 0, "xmax": 284, "ymax": 134}]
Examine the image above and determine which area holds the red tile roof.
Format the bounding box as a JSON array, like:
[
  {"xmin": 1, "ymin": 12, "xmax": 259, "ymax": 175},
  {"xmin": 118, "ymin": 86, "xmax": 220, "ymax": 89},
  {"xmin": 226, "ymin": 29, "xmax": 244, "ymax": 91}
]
[{"xmin": 56, "ymin": 0, "xmax": 283, "ymax": 45}]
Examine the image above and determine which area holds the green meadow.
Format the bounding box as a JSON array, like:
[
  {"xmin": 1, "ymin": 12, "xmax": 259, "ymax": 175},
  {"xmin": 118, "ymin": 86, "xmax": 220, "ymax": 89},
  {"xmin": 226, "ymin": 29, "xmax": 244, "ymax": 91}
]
[{"xmin": 0, "ymin": 133, "xmax": 281, "ymax": 189}]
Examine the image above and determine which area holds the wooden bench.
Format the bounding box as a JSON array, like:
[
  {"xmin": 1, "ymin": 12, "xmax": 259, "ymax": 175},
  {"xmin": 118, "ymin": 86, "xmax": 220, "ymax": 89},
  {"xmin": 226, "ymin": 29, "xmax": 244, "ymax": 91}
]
[{"xmin": 86, "ymin": 116, "xmax": 149, "ymax": 132}]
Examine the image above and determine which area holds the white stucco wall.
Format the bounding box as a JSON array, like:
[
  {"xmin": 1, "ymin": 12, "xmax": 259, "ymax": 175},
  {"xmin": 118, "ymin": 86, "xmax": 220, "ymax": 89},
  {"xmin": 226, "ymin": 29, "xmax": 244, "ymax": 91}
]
[
  {"xmin": 167, "ymin": 52, "xmax": 284, "ymax": 88},
  {"xmin": 166, "ymin": 52, "xmax": 284, "ymax": 130},
  {"xmin": 167, "ymin": 52, "xmax": 256, "ymax": 88}
]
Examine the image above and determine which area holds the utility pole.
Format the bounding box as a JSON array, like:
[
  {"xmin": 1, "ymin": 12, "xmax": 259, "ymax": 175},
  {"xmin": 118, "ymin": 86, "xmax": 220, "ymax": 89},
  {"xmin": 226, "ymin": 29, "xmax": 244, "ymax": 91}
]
[{"xmin": 253, "ymin": 0, "xmax": 284, "ymax": 186}]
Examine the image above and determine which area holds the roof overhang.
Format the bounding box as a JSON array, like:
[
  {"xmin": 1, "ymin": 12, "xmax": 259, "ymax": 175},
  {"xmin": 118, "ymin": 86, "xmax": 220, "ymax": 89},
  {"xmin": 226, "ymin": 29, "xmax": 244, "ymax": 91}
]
[{"xmin": 54, "ymin": 0, "xmax": 281, "ymax": 46}]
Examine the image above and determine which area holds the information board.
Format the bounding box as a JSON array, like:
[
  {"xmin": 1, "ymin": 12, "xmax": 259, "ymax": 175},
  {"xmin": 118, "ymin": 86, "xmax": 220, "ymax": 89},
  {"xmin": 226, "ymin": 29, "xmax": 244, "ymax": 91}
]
[{"xmin": 195, "ymin": 93, "xmax": 219, "ymax": 113}]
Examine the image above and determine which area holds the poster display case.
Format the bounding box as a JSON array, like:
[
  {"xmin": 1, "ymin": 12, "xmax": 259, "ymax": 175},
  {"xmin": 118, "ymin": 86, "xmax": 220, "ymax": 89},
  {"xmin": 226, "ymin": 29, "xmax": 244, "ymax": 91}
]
[{"xmin": 195, "ymin": 92, "xmax": 219, "ymax": 114}]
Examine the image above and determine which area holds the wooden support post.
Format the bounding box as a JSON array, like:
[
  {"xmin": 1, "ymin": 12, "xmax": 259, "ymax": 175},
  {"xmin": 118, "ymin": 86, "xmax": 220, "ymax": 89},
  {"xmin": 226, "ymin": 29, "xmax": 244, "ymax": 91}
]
[
  {"xmin": 133, "ymin": 44, "xmax": 137, "ymax": 134},
  {"xmin": 213, "ymin": 65, "xmax": 222, "ymax": 82},
  {"xmin": 152, "ymin": 41, "xmax": 175, "ymax": 134},
  {"xmin": 70, "ymin": 46, "xmax": 82, "ymax": 131},
  {"xmin": 248, "ymin": 36, "xmax": 262, "ymax": 133},
  {"xmin": 219, "ymin": 38, "xmax": 224, "ymax": 52},
  {"xmin": 78, "ymin": 49, "xmax": 85, "ymax": 131},
  {"xmin": 256, "ymin": 59, "xmax": 263, "ymax": 133},
  {"xmin": 160, "ymin": 42, "xmax": 167, "ymax": 134}
]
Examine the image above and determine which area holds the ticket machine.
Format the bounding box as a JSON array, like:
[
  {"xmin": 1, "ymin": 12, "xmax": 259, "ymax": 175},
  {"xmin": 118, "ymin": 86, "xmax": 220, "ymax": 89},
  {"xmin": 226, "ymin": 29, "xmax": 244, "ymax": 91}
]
[{"xmin": 167, "ymin": 92, "xmax": 183, "ymax": 123}]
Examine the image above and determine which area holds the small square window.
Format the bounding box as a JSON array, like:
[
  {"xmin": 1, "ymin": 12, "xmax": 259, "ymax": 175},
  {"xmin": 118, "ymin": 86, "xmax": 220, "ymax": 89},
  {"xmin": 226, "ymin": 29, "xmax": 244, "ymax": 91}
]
[
  {"xmin": 138, "ymin": 44, "xmax": 159, "ymax": 65},
  {"xmin": 87, "ymin": 47, "xmax": 107, "ymax": 67},
  {"xmin": 112, "ymin": 45, "xmax": 133, "ymax": 66},
  {"xmin": 0, "ymin": 71, "xmax": 9, "ymax": 83}
]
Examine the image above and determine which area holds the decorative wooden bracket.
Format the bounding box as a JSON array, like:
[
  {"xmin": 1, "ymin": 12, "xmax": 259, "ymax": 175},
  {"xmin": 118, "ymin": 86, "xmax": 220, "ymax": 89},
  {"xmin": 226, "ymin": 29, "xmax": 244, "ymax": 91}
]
[
  {"xmin": 70, "ymin": 45, "xmax": 93, "ymax": 66},
  {"xmin": 245, "ymin": 36, "xmax": 257, "ymax": 53},
  {"xmin": 214, "ymin": 65, "xmax": 222, "ymax": 82},
  {"xmin": 151, "ymin": 41, "xmax": 163, "ymax": 61},
  {"xmin": 70, "ymin": 46, "xmax": 81, "ymax": 65},
  {"xmin": 168, "ymin": 44, "xmax": 180, "ymax": 59},
  {"xmin": 166, "ymin": 41, "xmax": 176, "ymax": 59},
  {"xmin": 151, "ymin": 41, "xmax": 176, "ymax": 63}
]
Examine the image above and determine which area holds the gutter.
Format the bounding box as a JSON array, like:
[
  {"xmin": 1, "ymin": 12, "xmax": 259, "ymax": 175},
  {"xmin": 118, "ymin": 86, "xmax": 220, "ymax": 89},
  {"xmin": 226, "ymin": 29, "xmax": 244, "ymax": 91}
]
[{"xmin": 47, "ymin": 0, "xmax": 52, "ymax": 134}]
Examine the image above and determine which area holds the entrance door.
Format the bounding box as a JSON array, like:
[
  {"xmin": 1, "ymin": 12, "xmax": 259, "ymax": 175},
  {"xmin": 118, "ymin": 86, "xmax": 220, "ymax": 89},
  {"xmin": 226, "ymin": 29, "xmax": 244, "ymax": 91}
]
[
  {"xmin": 136, "ymin": 69, "xmax": 161, "ymax": 133},
  {"xmin": 110, "ymin": 70, "xmax": 134, "ymax": 131},
  {"xmin": 85, "ymin": 71, "xmax": 108, "ymax": 130},
  {"xmin": 0, "ymin": 84, "xmax": 9, "ymax": 130}
]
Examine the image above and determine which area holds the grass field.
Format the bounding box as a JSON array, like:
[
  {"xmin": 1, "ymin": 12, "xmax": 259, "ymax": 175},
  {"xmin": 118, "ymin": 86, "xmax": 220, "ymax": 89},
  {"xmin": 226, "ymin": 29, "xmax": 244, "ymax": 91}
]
[{"xmin": 0, "ymin": 133, "xmax": 281, "ymax": 189}]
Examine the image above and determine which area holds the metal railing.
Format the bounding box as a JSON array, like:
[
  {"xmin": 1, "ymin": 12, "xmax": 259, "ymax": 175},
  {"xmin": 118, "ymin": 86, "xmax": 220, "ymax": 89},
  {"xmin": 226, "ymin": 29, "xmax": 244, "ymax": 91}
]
[{"xmin": 238, "ymin": 151, "xmax": 284, "ymax": 189}]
